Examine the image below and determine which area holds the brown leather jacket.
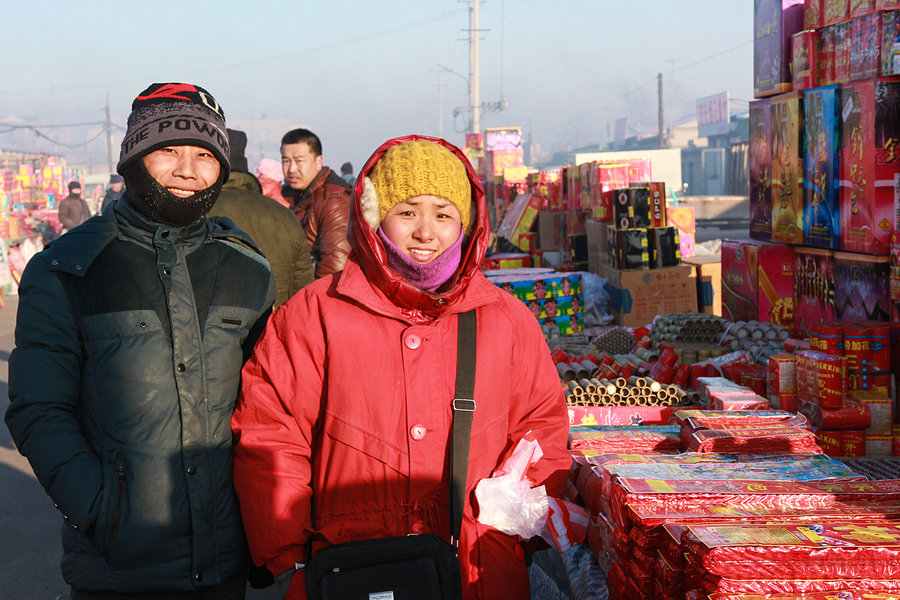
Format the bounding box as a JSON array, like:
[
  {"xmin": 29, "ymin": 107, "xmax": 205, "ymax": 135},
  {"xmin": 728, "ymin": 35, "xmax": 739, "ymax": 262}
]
[{"xmin": 284, "ymin": 167, "xmax": 352, "ymax": 278}]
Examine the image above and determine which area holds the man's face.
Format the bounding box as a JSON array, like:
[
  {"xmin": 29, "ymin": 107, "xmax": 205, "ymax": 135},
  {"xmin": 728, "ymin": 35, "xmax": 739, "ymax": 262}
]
[
  {"xmin": 281, "ymin": 142, "xmax": 323, "ymax": 190},
  {"xmin": 141, "ymin": 145, "xmax": 221, "ymax": 196},
  {"xmin": 70, "ymin": 186, "xmax": 82, "ymax": 195},
  {"xmin": 110, "ymin": 181, "xmax": 124, "ymax": 193}
]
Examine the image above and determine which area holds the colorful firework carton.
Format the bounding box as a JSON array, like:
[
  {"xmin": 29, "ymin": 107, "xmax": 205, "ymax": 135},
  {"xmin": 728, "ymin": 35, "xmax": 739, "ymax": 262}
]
[
  {"xmin": 803, "ymin": 84, "xmax": 841, "ymax": 249},
  {"xmin": 755, "ymin": 0, "xmax": 806, "ymax": 98},
  {"xmin": 838, "ymin": 77, "xmax": 900, "ymax": 255},
  {"xmin": 770, "ymin": 91, "xmax": 805, "ymax": 245}
]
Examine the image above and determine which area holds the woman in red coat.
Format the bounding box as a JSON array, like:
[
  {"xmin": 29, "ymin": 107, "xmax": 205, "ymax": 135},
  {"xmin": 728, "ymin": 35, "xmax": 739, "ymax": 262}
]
[{"xmin": 232, "ymin": 135, "xmax": 570, "ymax": 599}]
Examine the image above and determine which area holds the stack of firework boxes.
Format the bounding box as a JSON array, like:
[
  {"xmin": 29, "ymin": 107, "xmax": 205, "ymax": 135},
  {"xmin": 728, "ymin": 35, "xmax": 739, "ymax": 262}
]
[
  {"xmin": 745, "ymin": 0, "xmax": 900, "ymax": 454},
  {"xmin": 486, "ymin": 269, "xmax": 585, "ymax": 336},
  {"xmin": 554, "ymin": 161, "xmax": 697, "ymax": 327}
]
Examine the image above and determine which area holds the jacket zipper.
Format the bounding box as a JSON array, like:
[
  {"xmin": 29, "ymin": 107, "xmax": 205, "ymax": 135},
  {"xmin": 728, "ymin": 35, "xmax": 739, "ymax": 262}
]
[{"xmin": 104, "ymin": 461, "xmax": 126, "ymax": 561}]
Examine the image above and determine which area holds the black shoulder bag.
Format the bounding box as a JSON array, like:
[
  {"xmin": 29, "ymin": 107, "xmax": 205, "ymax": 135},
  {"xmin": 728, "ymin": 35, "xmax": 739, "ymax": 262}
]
[{"xmin": 305, "ymin": 310, "xmax": 476, "ymax": 600}]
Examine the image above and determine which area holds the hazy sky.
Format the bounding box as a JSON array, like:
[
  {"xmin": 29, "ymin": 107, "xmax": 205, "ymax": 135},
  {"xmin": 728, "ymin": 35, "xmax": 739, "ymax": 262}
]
[{"xmin": 0, "ymin": 0, "xmax": 753, "ymax": 173}]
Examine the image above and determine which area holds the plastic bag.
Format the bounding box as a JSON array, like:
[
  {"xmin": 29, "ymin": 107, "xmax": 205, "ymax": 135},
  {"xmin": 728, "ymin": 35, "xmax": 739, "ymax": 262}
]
[{"xmin": 474, "ymin": 437, "xmax": 549, "ymax": 539}]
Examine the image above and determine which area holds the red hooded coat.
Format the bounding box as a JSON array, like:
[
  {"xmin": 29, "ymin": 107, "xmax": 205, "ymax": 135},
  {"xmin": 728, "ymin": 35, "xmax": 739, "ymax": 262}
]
[{"xmin": 232, "ymin": 135, "xmax": 569, "ymax": 599}]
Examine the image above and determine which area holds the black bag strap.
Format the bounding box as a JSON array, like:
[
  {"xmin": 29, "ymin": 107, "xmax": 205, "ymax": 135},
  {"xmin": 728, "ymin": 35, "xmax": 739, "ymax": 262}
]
[{"xmin": 450, "ymin": 309, "xmax": 476, "ymax": 541}]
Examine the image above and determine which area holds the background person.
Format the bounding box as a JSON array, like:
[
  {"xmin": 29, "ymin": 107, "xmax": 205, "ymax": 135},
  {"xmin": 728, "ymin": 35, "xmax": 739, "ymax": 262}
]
[
  {"xmin": 58, "ymin": 180, "xmax": 91, "ymax": 232},
  {"xmin": 232, "ymin": 135, "xmax": 569, "ymax": 600},
  {"xmin": 280, "ymin": 128, "xmax": 352, "ymax": 278},
  {"xmin": 100, "ymin": 174, "xmax": 125, "ymax": 214},
  {"xmin": 210, "ymin": 128, "xmax": 314, "ymax": 307}
]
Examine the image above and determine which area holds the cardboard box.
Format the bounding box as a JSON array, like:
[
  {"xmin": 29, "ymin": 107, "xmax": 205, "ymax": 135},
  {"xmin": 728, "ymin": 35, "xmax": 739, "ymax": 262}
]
[
  {"xmin": 537, "ymin": 210, "xmax": 565, "ymax": 251},
  {"xmin": 793, "ymin": 246, "xmax": 836, "ymax": 337},
  {"xmin": 834, "ymin": 251, "xmax": 891, "ymax": 321},
  {"xmin": 802, "ymin": 84, "xmax": 841, "ymax": 249},
  {"xmin": 682, "ymin": 254, "xmax": 723, "ymax": 316},
  {"xmin": 667, "ymin": 205, "xmax": 696, "ymax": 258},
  {"xmin": 567, "ymin": 405, "xmax": 680, "ymax": 427},
  {"xmin": 749, "ymin": 98, "xmax": 773, "ymax": 241},
  {"xmin": 496, "ymin": 191, "xmax": 542, "ymax": 241},
  {"xmin": 881, "ymin": 10, "xmax": 900, "ymax": 76},
  {"xmin": 722, "ymin": 239, "xmax": 795, "ymax": 327},
  {"xmin": 585, "ymin": 218, "xmax": 610, "ymax": 274},
  {"xmin": 804, "ymin": 0, "xmax": 822, "ymax": 29},
  {"xmin": 823, "ymin": 0, "xmax": 849, "ymax": 26},
  {"xmin": 754, "ymin": 0, "xmax": 805, "ymax": 98},
  {"xmin": 792, "ymin": 30, "xmax": 818, "ymax": 91},
  {"xmin": 850, "ymin": 10, "xmax": 882, "ymax": 80},
  {"xmin": 839, "ymin": 78, "xmax": 900, "ymax": 255},
  {"xmin": 600, "ymin": 264, "xmax": 697, "ymax": 327},
  {"xmin": 770, "ymin": 91, "xmax": 804, "ymax": 245}
]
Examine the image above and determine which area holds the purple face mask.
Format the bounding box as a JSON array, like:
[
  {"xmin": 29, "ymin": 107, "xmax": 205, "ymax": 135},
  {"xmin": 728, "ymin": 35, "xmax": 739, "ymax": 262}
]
[{"xmin": 377, "ymin": 226, "xmax": 463, "ymax": 292}]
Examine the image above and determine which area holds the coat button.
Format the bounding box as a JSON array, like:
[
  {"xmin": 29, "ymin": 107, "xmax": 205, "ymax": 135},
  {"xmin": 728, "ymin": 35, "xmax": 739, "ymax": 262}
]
[
  {"xmin": 176, "ymin": 363, "xmax": 186, "ymax": 373},
  {"xmin": 410, "ymin": 425, "xmax": 427, "ymax": 440},
  {"xmin": 186, "ymin": 465, "xmax": 196, "ymax": 475},
  {"xmin": 405, "ymin": 334, "xmax": 421, "ymax": 349},
  {"xmin": 193, "ymin": 572, "xmax": 203, "ymax": 583},
  {"xmin": 411, "ymin": 520, "xmax": 425, "ymax": 534},
  {"xmin": 162, "ymin": 267, "xmax": 171, "ymax": 277}
]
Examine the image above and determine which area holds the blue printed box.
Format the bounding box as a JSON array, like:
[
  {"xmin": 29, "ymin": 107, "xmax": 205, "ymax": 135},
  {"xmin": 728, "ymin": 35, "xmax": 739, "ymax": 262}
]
[{"xmin": 803, "ymin": 84, "xmax": 841, "ymax": 249}]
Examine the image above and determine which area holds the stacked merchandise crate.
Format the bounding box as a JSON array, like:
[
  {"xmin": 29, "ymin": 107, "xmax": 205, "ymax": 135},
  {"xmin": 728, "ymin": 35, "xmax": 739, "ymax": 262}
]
[{"xmin": 741, "ymin": 0, "xmax": 900, "ymax": 456}]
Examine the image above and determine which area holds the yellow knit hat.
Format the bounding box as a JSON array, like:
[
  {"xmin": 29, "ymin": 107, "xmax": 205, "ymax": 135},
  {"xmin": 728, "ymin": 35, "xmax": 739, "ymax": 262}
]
[{"xmin": 363, "ymin": 140, "xmax": 472, "ymax": 230}]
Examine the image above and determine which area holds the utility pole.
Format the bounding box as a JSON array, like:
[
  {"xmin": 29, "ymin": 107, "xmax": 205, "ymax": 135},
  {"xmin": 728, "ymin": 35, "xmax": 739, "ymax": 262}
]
[
  {"xmin": 468, "ymin": 0, "xmax": 480, "ymax": 134},
  {"xmin": 657, "ymin": 73, "xmax": 665, "ymax": 149},
  {"xmin": 105, "ymin": 93, "xmax": 113, "ymax": 174}
]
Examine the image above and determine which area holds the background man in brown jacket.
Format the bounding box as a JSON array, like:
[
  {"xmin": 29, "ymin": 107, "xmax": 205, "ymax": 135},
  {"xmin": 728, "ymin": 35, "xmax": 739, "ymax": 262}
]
[
  {"xmin": 280, "ymin": 128, "xmax": 352, "ymax": 278},
  {"xmin": 58, "ymin": 181, "xmax": 91, "ymax": 233}
]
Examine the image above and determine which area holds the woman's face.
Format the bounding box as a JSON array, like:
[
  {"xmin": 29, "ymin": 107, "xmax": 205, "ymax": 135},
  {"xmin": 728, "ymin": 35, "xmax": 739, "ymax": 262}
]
[{"xmin": 381, "ymin": 195, "xmax": 462, "ymax": 263}]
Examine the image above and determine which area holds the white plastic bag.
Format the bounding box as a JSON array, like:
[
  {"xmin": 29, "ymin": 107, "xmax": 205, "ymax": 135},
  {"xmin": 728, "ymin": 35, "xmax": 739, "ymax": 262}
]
[{"xmin": 474, "ymin": 437, "xmax": 549, "ymax": 539}]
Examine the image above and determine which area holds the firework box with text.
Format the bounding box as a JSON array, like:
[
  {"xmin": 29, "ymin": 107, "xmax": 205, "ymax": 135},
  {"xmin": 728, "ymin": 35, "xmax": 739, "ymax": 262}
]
[
  {"xmin": 749, "ymin": 98, "xmax": 773, "ymax": 240},
  {"xmin": 881, "ymin": 10, "xmax": 900, "ymax": 76},
  {"xmin": 599, "ymin": 264, "xmax": 696, "ymax": 327},
  {"xmin": 835, "ymin": 19, "xmax": 851, "ymax": 83},
  {"xmin": 567, "ymin": 405, "xmax": 680, "ymax": 428},
  {"xmin": 879, "ymin": 0, "xmax": 900, "ymax": 9},
  {"xmin": 592, "ymin": 163, "xmax": 630, "ymax": 221},
  {"xmin": 819, "ymin": 24, "xmax": 836, "ymax": 86},
  {"xmin": 487, "ymin": 269, "xmax": 582, "ymax": 302},
  {"xmin": 495, "ymin": 191, "xmax": 542, "ymax": 241},
  {"xmin": 850, "ymin": 0, "xmax": 876, "ymax": 15},
  {"xmin": 770, "ymin": 91, "xmax": 805, "ymax": 245},
  {"xmin": 804, "ymin": 0, "xmax": 821, "ymax": 29},
  {"xmin": 722, "ymin": 239, "xmax": 795, "ymax": 328},
  {"xmin": 754, "ymin": 0, "xmax": 805, "ymax": 98},
  {"xmin": 666, "ymin": 205, "xmax": 695, "ymax": 258},
  {"xmin": 793, "ymin": 246, "xmax": 836, "ymax": 337},
  {"xmin": 585, "ymin": 218, "xmax": 610, "ymax": 274},
  {"xmin": 792, "ymin": 30, "xmax": 818, "ymax": 91},
  {"xmin": 813, "ymin": 427, "xmax": 867, "ymax": 456},
  {"xmin": 833, "ymin": 250, "xmax": 891, "ymax": 322},
  {"xmin": 803, "ymin": 84, "xmax": 841, "ymax": 249},
  {"xmin": 823, "ymin": 0, "xmax": 848, "ymax": 26},
  {"xmin": 682, "ymin": 254, "xmax": 723, "ymax": 316},
  {"xmin": 838, "ymin": 77, "xmax": 900, "ymax": 255},
  {"xmin": 850, "ymin": 10, "xmax": 883, "ymax": 80}
]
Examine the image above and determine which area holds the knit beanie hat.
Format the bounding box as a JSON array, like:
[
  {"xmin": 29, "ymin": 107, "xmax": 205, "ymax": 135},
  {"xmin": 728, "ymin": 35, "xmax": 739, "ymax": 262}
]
[
  {"xmin": 68, "ymin": 180, "xmax": 81, "ymax": 192},
  {"xmin": 117, "ymin": 82, "xmax": 230, "ymax": 180},
  {"xmin": 361, "ymin": 140, "xmax": 471, "ymax": 230}
]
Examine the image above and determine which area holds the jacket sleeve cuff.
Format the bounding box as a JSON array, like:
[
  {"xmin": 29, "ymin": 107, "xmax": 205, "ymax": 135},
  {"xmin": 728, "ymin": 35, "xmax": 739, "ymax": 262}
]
[{"xmin": 270, "ymin": 546, "xmax": 308, "ymax": 577}]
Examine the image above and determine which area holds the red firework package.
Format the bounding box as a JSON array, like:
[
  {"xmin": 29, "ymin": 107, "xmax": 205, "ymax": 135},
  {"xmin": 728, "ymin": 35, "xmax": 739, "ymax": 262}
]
[
  {"xmin": 607, "ymin": 478, "xmax": 900, "ymax": 531},
  {"xmin": 574, "ymin": 450, "xmax": 862, "ymax": 514},
  {"xmin": 682, "ymin": 521, "xmax": 900, "ymax": 581},
  {"xmin": 670, "ymin": 409, "xmax": 808, "ymax": 428},
  {"xmin": 711, "ymin": 393, "xmax": 770, "ymax": 411},
  {"xmin": 676, "ymin": 410, "xmax": 809, "ymax": 448},
  {"xmin": 684, "ymin": 422, "xmax": 822, "ymax": 453},
  {"xmin": 710, "ymin": 593, "xmax": 900, "ymax": 599},
  {"xmin": 798, "ymin": 397, "xmax": 872, "ymax": 430},
  {"xmin": 568, "ymin": 425, "xmax": 681, "ymax": 455}
]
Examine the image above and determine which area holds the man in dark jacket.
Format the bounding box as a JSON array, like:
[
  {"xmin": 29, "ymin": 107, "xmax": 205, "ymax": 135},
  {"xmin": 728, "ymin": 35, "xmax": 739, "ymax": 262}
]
[
  {"xmin": 58, "ymin": 180, "xmax": 91, "ymax": 232},
  {"xmin": 280, "ymin": 128, "xmax": 352, "ymax": 278},
  {"xmin": 211, "ymin": 128, "xmax": 313, "ymax": 307},
  {"xmin": 5, "ymin": 82, "xmax": 275, "ymax": 600},
  {"xmin": 100, "ymin": 173, "xmax": 125, "ymax": 214}
]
